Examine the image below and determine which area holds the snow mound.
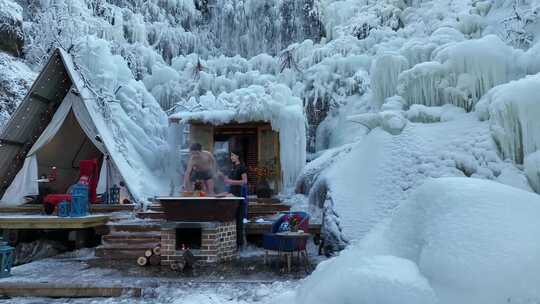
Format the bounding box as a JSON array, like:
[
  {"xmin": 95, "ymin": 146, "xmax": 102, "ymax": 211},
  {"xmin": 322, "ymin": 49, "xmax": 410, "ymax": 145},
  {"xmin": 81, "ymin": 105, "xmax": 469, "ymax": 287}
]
[
  {"xmin": 378, "ymin": 178, "xmax": 540, "ymax": 303},
  {"xmin": 295, "ymin": 254, "xmax": 437, "ymax": 304}
]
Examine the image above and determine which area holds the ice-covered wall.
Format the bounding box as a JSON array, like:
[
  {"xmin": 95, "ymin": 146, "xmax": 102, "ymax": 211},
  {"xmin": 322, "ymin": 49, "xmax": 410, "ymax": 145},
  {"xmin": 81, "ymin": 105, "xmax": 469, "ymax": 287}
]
[{"xmin": 477, "ymin": 73, "xmax": 540, "ymax": 167}]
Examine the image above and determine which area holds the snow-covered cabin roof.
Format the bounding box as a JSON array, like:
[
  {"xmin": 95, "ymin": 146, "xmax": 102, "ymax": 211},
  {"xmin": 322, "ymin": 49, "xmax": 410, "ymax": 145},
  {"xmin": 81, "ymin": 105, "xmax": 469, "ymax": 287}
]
[{"xmin": 169, "ymin": 85, "xmax": 307, "ymax": 190}]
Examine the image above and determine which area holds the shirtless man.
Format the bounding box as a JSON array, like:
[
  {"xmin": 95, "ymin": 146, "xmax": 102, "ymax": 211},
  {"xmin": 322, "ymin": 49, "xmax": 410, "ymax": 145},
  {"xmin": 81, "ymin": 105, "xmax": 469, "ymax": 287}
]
[{"xmin": 183, "ymin": 143, "xmax": 216, "ymax": 194}]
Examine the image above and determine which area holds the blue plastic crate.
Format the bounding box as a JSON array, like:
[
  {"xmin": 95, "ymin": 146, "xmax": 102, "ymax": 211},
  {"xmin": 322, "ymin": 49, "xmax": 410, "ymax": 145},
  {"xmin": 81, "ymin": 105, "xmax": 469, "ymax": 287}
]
[{"xmin": 70, "ymin": 183, "xmax": 88, "ymax": 217}]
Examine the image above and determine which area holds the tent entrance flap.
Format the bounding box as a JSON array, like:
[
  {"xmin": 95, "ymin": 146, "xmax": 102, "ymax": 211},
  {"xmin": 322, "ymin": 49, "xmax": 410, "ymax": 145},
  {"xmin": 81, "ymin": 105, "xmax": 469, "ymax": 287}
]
[{"xmin": 36, "ymin": 111, "xmax": 102, "ymax": 194}]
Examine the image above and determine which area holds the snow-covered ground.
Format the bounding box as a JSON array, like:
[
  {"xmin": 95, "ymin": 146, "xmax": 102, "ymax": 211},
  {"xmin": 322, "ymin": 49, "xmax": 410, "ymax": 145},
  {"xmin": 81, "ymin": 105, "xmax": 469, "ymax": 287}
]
[{"xmin": 2, "ymin": 0, "xmax": 540, "ymax": 302}]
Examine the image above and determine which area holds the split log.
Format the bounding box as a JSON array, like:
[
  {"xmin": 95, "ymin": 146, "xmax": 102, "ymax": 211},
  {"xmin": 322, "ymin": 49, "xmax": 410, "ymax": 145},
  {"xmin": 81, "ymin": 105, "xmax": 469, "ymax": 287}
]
[
  {"xmin": 137, "ymin": 256, "xmax": 148, "ymax": 266},
  {"xmin": 144, "ymin": 249, "xmax": 153, "ymax": 258},
  {"xmin": 149, "ymin": 254, "xmax": 160, "ymax": 266},
  {"xmin": 152, "ymin": 246, "xmax": 161, "ymax": 256}
]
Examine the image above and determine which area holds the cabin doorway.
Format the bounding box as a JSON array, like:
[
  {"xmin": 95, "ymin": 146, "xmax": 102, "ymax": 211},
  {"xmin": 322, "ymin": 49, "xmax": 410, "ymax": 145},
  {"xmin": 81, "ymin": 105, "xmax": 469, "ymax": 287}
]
[{"xmin": 214, "ymin": 125, "xmax": 258, "ymax": 194}]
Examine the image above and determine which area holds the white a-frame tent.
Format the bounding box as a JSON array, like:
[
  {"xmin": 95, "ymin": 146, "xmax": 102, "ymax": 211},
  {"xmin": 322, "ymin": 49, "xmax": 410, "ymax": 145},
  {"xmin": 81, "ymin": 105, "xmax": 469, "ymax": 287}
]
[{"xmin": 0, "ymin": 49, "xmax": 129, "ymax": 206}]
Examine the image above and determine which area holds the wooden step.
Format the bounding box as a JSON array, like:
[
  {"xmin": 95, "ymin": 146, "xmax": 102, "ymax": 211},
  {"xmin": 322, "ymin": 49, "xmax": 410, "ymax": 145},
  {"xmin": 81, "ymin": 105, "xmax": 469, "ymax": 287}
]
[
  {"xmin": 248, "ymin": 203, "xmax": 290, "ymax": 213},
  {"xmin": 102, "ymin": 234, "xmax": 161, "ymax": 245},
  {"xmin": 255, "ymin": 198, "xmax": 282, "ymax": 204},
  {"xmin": 148, "ymin": 203, "xmax": 162, "ymax": 212},
  {"xmin": 109, "ymin": 222, "xmax": 163, "ymax": 233},
  {"xmin": 136, "ymin": 211, "xmax": 164, "ymax": 220},
  {"xmin": 248, "ymin": 212, "xmax": 284, "ymax": 220},
  {"xmin": 95, "ymin": 243, "xmax": 160, "ymax": 259},
  {"xmin": 0, "ymin": 282, "xmax": 142, "ymax": 298}
]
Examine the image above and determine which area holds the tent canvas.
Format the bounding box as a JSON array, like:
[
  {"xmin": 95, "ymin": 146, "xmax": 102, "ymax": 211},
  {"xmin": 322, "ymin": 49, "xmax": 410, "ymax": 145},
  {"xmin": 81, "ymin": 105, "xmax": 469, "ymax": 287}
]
[
  {"xmin": 0, "ymin": 49, "xmax": 137, "ymax": 207},
  {"xmin": 0, "ymin": 90, "xmax": 120, "ymax": 205}
]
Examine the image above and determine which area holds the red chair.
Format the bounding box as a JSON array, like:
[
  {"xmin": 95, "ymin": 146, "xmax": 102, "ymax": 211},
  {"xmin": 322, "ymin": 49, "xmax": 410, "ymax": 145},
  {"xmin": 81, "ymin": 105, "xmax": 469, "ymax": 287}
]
[{"xmin": 43, "ymin": 159, "xmax": 100, "ymax": 214}]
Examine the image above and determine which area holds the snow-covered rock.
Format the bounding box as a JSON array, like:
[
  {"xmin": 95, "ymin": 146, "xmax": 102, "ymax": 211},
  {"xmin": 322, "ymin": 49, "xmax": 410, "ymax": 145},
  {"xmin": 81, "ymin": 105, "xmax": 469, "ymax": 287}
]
[
  {"xmin": 0, "ymin": 53, "xmax": 35, "ymax": 131},
  {"xmin": 379, "ymin": 177, "xmax": 540, "ymax": 303},
  {"xmin": 292, "ymin": 177, "xmax": 540, "ymax": 304},
  {"xmin": 296, "ymin": 254, "xmax": 437, "ymax": 304},
  {"xmin": 0, "ymin": 0, "xmax": 24, "ymax": 56}
]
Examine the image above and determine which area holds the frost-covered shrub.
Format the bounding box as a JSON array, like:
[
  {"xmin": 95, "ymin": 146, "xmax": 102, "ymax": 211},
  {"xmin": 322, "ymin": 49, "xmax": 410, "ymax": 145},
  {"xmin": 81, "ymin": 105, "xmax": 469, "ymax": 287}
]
[
  {"xmin": 324, "ymin": 0, "xmax": 404, "ymax": 40},
  {"xmin": 456, "ymin": 13, "xmax": 486, "ymax": 37},
  {"xmin": 381, "ymin": 95, "xmax": 405, "ymax": 111},
  {"xmin": 399, "ymin": 39, "xmax": 437, "ymax": 66},
  {"xmin": 380, "ymin": 110, "xmax": 407, "ymax": 135},
  {"xmin": 434, "ymin": 35, "xmax": 516, "ymax": 106},
  {"xmin": 398, "ymin": 61, "xmax": 447, "ymax": 107}
]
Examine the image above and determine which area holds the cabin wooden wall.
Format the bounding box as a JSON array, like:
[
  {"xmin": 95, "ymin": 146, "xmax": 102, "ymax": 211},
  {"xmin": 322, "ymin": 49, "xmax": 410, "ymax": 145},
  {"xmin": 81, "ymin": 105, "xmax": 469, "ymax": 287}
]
[
  {"xmin": 188, "ymin": 122, "xmax": 282, "ymax": 195},
  {"xmin": 189, "ymin": 123, "xmax": 214, "ymax": 151},
  {"xmin": 258, "ymin": 125, "xmax": 281, "ymax": 193}
]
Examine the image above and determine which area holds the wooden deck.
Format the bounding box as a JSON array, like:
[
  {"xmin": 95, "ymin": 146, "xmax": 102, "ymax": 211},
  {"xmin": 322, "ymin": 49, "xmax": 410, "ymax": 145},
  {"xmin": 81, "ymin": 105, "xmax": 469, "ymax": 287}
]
[
  {"xmin": 0, "ymin": 204, "xmax": 134, "ymax": 214},
  {"xmin": 0, "ymin": 214, "xmax": 111, "ymax": 229},
  {"xmin": 0, "ymin": 282, "xmax": 141, "ymax": 298}
]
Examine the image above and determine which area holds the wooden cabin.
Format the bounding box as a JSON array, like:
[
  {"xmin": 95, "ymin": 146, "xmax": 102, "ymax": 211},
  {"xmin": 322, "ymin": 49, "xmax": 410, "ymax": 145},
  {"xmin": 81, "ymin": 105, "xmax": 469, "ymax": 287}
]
[{"xmin": 170, "ymin": 119, "xmax": 282, "ymax": 197}]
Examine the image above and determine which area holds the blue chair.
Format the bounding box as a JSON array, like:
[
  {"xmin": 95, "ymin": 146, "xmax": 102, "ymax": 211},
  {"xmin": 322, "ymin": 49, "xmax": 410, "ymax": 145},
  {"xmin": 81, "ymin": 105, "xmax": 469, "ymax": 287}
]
[{"xmin": 262, "ymin": 211, "xmax": 310, "ymax": 252}]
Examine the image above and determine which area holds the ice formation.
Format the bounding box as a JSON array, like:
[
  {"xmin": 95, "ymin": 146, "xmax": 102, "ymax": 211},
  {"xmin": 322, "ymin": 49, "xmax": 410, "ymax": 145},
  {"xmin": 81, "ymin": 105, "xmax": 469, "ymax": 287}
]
[
  {"xmin": 477, "ymin": 73, "xmax": 540, "ymax": 165},
  {"xmin": 70, "ymin": 37, "xmax": 170, "ymax": 204}
]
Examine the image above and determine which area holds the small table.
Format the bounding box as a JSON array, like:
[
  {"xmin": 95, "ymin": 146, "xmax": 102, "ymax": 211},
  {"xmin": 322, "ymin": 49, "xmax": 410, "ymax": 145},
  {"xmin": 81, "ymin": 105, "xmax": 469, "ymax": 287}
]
[{"xmin": 275, "ymin": 232, "xmax": 311, "ymax": 273}]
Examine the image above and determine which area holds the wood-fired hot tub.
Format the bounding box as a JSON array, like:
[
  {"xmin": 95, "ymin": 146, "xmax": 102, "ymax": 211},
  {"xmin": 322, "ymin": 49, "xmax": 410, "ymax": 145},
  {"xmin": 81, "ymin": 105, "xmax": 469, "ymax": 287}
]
[{"xmin": 155, "ymin": 197, "xmax": 242, "ymax": 222}]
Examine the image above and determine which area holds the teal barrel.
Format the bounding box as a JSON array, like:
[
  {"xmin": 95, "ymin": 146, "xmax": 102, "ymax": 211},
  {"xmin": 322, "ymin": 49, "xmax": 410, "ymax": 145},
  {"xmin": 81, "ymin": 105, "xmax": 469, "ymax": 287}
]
[
  {"xmin": 58, "ymin": 201, "xmax": 70, "ymax": 217},
  {"xmin": 0, "ymin": 238, "xmax": 14, "ymax": 278},
  {"xmin": 70, "ymin": 183, "xmax": 89, "ymax": 217}
]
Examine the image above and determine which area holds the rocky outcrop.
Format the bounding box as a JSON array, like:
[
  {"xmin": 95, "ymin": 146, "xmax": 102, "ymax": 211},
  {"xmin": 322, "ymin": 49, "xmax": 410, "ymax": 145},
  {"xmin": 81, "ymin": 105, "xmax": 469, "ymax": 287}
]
[{"xmin": 0, "ymin": 0, "xmax": 24, "ymax": 56}]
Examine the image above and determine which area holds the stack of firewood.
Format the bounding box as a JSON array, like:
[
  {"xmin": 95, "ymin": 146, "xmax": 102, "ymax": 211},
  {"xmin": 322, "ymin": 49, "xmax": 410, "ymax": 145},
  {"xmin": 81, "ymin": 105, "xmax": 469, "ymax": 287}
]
[{"xmin": 136, "ymin": 246, "xmax": 161, "ymax": 267}]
